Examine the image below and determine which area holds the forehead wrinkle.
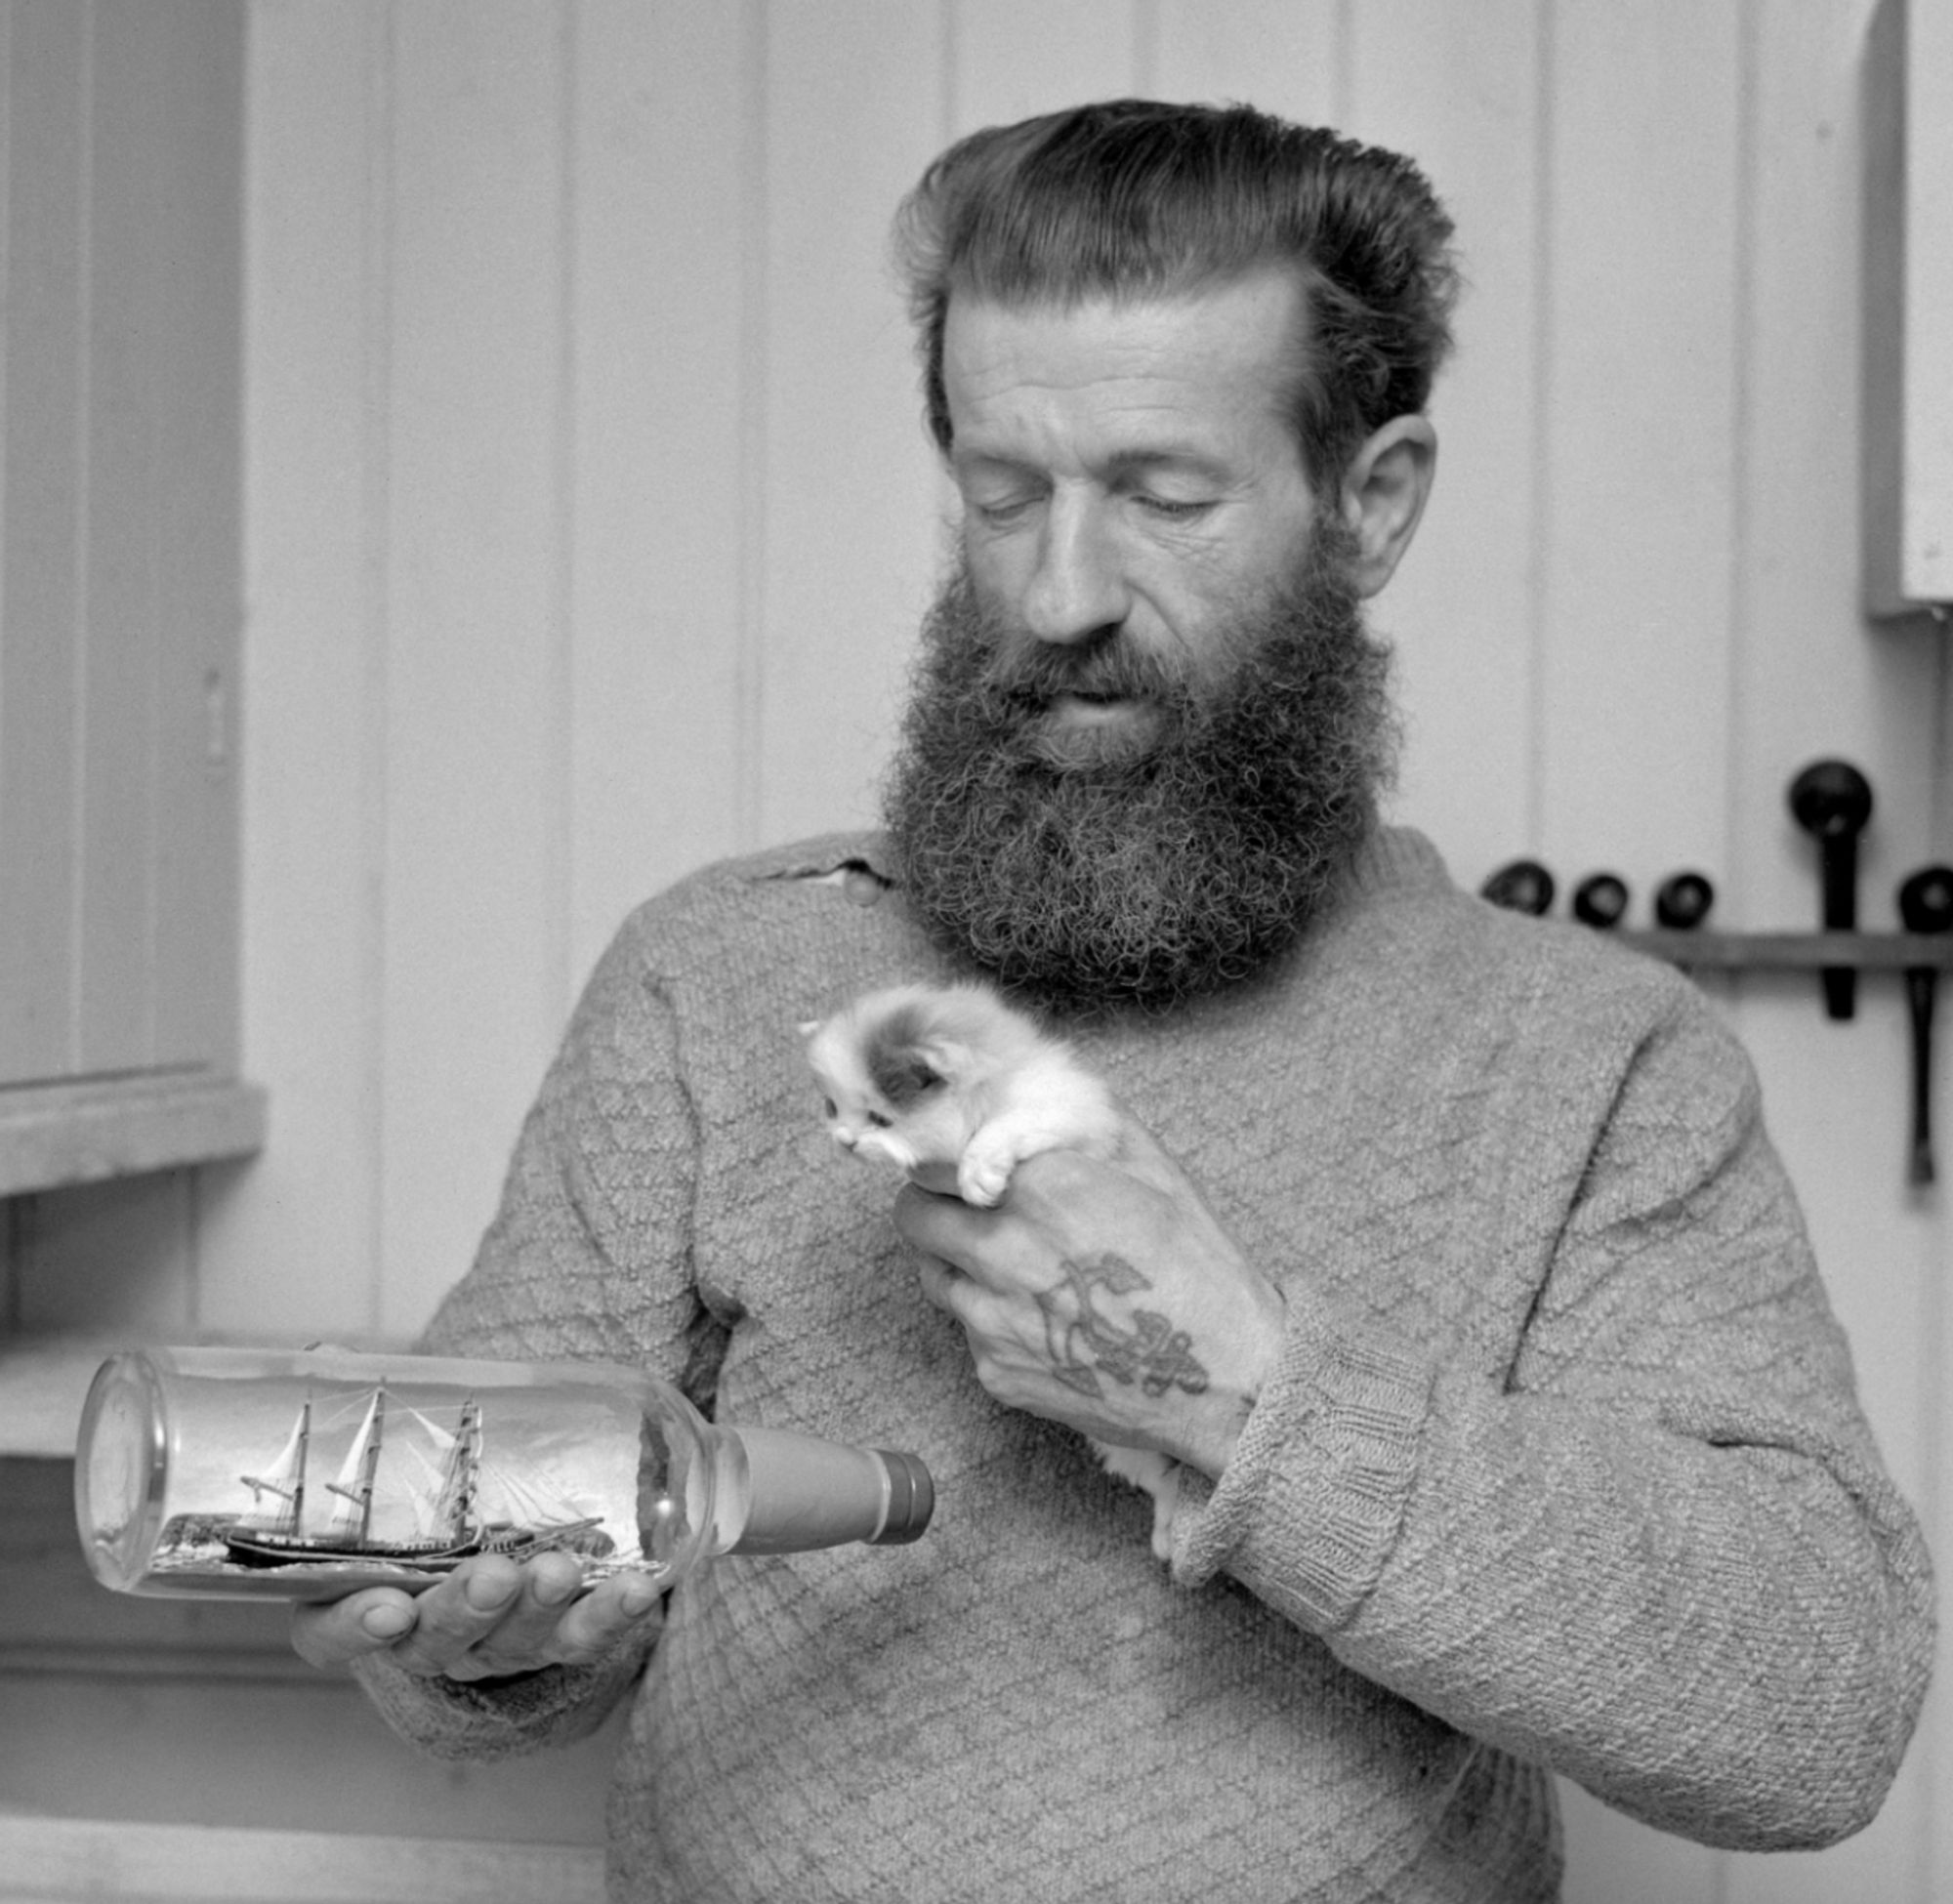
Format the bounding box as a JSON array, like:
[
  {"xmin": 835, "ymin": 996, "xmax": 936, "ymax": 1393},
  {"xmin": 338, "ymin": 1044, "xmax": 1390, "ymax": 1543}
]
[{"xmin": 942, "ymin": 284, "xmax": 1309, "ymax": 486}]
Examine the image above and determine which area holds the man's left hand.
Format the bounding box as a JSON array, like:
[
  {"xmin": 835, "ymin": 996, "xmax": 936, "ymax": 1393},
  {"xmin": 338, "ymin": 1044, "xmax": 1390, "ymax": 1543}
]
[{"xmin": 893, "ymin": 1124, "xmax": 1286, "ymax": 1479}]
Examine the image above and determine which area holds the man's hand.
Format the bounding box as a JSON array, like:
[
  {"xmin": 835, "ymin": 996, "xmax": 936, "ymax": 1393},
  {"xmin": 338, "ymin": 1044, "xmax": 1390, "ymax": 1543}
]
[
  {"xmin": 893, "ymin": 1122, "xmax": 1286, "ymax": 1479},
  {"xmin": 290, "ymin": 1551, "xmax": 661, "ymax": 1681}
]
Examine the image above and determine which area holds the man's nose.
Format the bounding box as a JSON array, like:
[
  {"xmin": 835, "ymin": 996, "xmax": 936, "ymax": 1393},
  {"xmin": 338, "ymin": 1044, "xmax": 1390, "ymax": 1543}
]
[{"xmin": 1021, "ymin": 496, "xmax": 1128, "ymax": 645}]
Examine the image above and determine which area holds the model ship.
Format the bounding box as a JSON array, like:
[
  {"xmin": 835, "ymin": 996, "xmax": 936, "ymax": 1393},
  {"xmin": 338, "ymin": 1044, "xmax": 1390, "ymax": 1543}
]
[{"xmin": 223, "ymin": 1386, "xmax": 608, "ymax": 1573}]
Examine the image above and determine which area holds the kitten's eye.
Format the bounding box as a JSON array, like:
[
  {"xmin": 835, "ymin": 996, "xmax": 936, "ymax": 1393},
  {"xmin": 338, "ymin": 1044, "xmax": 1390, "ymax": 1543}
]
[
  {"xmin": 821, "ymin": 1097, "xmax": 837, "ymax": 1119},
  {"xmin": 866, "ymin": 1110, "xmax": 893, "ymax": 1129}
]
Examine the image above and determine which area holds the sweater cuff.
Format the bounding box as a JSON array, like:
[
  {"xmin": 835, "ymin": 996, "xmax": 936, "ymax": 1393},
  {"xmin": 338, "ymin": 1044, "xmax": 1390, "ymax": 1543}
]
[
  {"xmin": 351, "ymin": 1630, "xmax": 651, "ymax": 1762},
  {"xmin": 1171, "ymin": 1296, "xmax": 1431, "ymax": 1632}
]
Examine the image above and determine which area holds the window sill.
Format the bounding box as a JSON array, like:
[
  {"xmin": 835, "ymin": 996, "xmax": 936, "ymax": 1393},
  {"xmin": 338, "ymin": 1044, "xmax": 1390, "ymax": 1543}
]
[{"xmin": 0, "ymin": 1072, "xmax": 266, "ymax": 1200}]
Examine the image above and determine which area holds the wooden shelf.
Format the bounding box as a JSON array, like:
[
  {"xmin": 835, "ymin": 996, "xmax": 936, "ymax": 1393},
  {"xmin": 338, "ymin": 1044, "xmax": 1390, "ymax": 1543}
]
[
  {"xmin": 0, "ymin": 1336, "xmax": 122, "ymax": 1458},
  {"xmin": 1617, "ymin": 930, "xmax": 1953, "ymax": 971},
  {"xmin": 0, "ymin": 1072, "xmax": 266, "ymax": 1199},
  {"xmin": 0, "ymin": 1817, "xmax": 604, "ymax": 1904}
]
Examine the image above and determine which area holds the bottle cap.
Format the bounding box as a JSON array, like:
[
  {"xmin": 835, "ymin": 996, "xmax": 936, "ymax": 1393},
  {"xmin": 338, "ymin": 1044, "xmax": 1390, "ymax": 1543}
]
[{"xmin": 869, "ymin": 1449, "xmax": 934, "ymax": 1545}]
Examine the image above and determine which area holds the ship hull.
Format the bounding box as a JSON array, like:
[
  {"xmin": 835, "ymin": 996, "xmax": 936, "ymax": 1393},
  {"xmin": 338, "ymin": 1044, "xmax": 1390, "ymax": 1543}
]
[{"xmin": 223, "ymin": 1531, "xmax": 482, "ymax": 1572}]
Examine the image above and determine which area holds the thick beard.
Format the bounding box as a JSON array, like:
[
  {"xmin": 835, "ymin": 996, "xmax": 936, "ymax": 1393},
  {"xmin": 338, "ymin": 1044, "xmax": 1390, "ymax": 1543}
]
[{"xmin": 882, "ymin": 527, "xmax": 1396, "ymax": 1014}]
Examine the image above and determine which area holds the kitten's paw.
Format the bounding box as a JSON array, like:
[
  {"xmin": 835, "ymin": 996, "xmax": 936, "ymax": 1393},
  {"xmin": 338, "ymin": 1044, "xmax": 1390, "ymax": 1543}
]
[
  {"xmin": 1092, "ymin": 1440, "xmax": 1181, "ymax": 1564},
  {"xmin": 956, "ymin": 1151, "xmax": 1012, "ymax": 1207},
  {"xmin": 1146, "ymin": 1471, "xmax": 1181, "ymax": 1564}
]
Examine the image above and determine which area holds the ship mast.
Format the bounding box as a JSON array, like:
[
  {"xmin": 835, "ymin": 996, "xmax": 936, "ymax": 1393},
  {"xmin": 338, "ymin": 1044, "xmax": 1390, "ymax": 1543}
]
[
  {"xmin": 323, "ymin": 1387, "xmax": 387, "ymax": 1544},
  {"xmin": 428, "ymin": 1395, "xmax": 480, "ymax": 1542},
  {"xmin": 238, "ymin": 1397, "xmax": 311, "ymax": 1537}
]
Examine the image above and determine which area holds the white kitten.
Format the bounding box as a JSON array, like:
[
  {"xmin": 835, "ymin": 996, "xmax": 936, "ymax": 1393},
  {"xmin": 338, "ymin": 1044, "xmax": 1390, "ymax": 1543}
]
[{"xmin": 803, "ymin": 981, "xmax": 1182, "ymax": 1560}]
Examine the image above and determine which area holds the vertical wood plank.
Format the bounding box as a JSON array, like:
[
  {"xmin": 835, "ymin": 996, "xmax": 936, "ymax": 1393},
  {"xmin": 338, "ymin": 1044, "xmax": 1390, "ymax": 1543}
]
[
  {"xmin": 77, "ymin": 0, "xmax": 165, "ymax": 1076},
  {"xmin": 753, "ymin": 0, "xmax": 945, "ymax": 846},
  {"xmin": 947, "ymin": 0, "xmax": 1139, "ymax": 127},
  {"xmin": 378, "ymin": 2, "xmax": 573, "ymax": 1336},
  {"xmin": 1343, "ymin": 0, "xmax": 1543, "ymax": 892},
  {"xmin": 1152, "ymin": 0, "xmax": 1343, "ymax": 122},
  {"xmin": 1535, "ymin": 0, "xmax": 1744, "ymax": 907},
  {"xmin": 127, "ymin": 1, "xmax": 245, "ymax": 1077},
  {"xmin": 1726, "ymin": 0, "xmax": 1931, "ymax": 936},
  {"xmin": 0, "ymin": 0, "xmax": 86, "ymax": 1086},
  {"xmin": 566, "ymin": 1, "xmax": 751, "ymax": 981},
  {"xmin": 203, "ymin": 0, "xmax": 394, "ymax": 1342}
]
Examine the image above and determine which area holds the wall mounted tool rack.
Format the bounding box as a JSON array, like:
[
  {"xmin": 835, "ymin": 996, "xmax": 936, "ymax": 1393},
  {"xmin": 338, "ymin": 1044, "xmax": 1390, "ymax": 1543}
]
[
  {"xmin": 1617, "ymin": 931, "xmax": 1953, "ymax": 974},
  {"xmin": 1482, "ymin": 768, "xmax": 1953, "ymax": 1186}
]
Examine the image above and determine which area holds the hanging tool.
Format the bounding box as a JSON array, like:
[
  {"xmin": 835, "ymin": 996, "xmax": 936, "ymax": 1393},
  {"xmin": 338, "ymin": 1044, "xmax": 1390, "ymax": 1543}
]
[
  {"xmin": 1897, "ymin": 864, "xmax": 1953, "ymax": 1186},
  {"xmin": 1787, "ymin": 760, "xmax": 1874, "ymax": 1019}
]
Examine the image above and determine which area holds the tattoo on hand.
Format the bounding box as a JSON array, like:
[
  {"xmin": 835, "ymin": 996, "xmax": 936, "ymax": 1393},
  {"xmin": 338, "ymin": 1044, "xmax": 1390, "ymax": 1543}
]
[{"xmin": 1035, "ymin": 1255, "xmax": 1210, "ymax": 1401}]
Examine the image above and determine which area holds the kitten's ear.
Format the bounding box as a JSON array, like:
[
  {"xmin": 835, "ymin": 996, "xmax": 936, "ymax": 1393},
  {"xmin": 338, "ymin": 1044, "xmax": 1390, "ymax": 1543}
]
[
  {"xmin": 917, "ymin": 1036, "xmax": 978, "ymax": 1081},
  {"xmin": 870, "ymin": 1043, "xmax": 945, "ymax": 1108}
]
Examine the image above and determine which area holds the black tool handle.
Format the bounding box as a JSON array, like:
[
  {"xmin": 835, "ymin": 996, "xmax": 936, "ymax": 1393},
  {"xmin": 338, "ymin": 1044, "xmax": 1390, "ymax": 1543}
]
[
  {"xmin": 1653, "ymin": 872, "xmax": 1715, "ymax": 931},
  {"xmin": 1897, "ymin": 865, "xmax": 1953, "ymax": 1186},
  {"xmin": 1787, "ymin": 762, "xmax": 1874, "ymax": 1019},
  {"xmin": 1572, "ymin": 873, "xmax": 1629, "ymax": 929},
  {"xmin": 1481, "ymin": 859, "xmax": 1555, "ymax": 917}
]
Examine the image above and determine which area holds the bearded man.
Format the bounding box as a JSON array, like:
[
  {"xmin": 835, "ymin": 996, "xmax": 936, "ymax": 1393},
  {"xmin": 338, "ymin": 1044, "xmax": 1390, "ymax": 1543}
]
[{"xmin": 301, "ymin": 102, "xmax": 1932, "ymax": 1904}]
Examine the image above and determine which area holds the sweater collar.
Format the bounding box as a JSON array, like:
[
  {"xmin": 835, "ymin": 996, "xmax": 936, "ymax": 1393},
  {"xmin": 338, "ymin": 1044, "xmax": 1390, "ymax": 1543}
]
[
  {"xmin": 832, "ymin": 822, "xmax": 1447, "ymax": 900},
  {"xmin": 1342, "ymin": 823, "xmax": 1451, "ymax": 904}
]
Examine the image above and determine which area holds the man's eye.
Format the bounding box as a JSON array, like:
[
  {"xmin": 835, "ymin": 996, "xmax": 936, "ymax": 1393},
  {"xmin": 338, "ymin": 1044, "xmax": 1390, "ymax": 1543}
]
[
  {"xmin": 970, "ymin": 495, "xmax": 1037, "ymax": 528},
  {"xmin": 1134, "ymin": 493, "xmax": 1214, "ymax": 521}
]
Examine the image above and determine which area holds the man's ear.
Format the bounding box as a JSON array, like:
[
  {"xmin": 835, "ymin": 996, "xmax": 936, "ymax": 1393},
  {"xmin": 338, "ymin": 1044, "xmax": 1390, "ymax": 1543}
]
[{"xmin": 1337, "ymin": 416, "xmax": 1436, "ymax": 599}]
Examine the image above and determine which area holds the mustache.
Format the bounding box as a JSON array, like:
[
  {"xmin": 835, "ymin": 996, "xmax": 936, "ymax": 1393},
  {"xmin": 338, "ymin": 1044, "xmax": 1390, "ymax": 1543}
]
[
  {"xmin": 984, "ymin": 636, "xmax": 1185, "ymax": 709},
  {"xmin": 933, "ymin": 586, "xmax": 1207, "ymax": 720}
]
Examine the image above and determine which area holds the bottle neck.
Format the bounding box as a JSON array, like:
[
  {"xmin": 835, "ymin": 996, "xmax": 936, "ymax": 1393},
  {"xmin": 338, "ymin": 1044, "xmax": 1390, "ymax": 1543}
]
[{"xmin": 713, "ymin": 1426, "xmax": 933, "ymax": 1556}]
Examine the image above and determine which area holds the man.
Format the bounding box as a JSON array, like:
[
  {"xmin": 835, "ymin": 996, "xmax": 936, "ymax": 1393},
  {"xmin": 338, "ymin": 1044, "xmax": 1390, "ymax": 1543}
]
[{"xmin": 297, "ymin": 103, "xmax": 1933, "ymax": 1902}]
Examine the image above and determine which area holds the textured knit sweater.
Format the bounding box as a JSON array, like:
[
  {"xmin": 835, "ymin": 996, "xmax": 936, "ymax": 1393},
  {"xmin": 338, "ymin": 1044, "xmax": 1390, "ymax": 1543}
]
[{"xmin": 355, "ymin": 826, "xmax": 1934, "ymax": 1903}]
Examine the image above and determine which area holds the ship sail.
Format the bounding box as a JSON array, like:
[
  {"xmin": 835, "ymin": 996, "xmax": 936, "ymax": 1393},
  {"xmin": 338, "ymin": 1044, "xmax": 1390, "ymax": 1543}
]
[
  {"xmin": 236, "ymin": 1399, "xmax": 311, "ymax": 1537},
  {"xmin": 322, "ymin": 1387, "xmax": 386, "ymax": 1543},
  {"xmin": 425, "ymin": 1396, "xmax": 479, "ymax": 1544}
]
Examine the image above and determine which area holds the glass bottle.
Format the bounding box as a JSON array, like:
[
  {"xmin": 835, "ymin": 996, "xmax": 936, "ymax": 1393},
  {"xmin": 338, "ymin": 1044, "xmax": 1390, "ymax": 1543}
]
[{"xmin": 75, "ymin": 1345, "xmax": 933, "ymax": 1601}]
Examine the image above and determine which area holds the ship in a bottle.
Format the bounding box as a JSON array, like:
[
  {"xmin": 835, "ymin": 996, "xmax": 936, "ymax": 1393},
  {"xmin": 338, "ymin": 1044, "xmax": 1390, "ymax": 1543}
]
[{"xmin": 223, "ymin": 1387, "xmax": 608, "ymax": 1573}]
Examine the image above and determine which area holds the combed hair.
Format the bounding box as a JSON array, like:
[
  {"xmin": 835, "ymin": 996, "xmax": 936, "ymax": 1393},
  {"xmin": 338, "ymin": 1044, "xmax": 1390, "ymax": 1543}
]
[{"xmin": 892, "ymin": 99, "xmax": 1461, "ymax": 489}]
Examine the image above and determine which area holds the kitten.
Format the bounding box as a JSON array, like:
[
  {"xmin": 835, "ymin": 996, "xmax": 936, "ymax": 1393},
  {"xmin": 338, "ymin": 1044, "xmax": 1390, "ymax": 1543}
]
[{"xmin": 803, "ymin": 981, "xmax": 1182, "ymax": 1560}]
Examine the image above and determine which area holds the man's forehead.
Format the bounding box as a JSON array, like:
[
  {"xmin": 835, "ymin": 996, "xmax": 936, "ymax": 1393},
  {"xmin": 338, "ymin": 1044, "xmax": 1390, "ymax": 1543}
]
[
  {"xmin": 939, "ymin": 268, "xmax": 1311, "ymax": 437},
  {"xmin": 942, "ymin": 263, "xmax": 1310, "ymax": 344}
]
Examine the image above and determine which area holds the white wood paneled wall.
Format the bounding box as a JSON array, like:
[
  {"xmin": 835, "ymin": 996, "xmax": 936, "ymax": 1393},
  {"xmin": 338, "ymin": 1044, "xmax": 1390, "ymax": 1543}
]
[{"xmin": 7, "ymin": 1, "xmax": 1947, "ymax": 1892}]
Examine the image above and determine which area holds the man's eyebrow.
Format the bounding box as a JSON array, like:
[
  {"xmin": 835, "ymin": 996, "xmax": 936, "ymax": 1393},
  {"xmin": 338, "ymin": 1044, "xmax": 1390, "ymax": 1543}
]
[
  {"xmin": 950, "ymin": 444, "xmax": 1230, "ymax": 479},
  {"xmin": 1104, "ymin": 447, "xmax": 1229, "ymax": 479}
]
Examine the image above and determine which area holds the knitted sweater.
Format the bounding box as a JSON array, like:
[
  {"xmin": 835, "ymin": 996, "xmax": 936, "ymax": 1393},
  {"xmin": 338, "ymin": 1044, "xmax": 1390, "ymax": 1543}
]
[{"xmin": 355, "ymin": 826, "xmax": 1933, "ymax": 1903}]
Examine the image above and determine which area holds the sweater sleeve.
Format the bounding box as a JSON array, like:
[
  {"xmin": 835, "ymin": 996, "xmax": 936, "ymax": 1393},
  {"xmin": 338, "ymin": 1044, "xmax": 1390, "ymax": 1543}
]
[
  {"xmin": 1171, "ymin": 978, "xmax": 1936, "ymax": 1852},
  {"xmin": 351, "ymin": 913, "xmax": 709, "ymax": 1761}
]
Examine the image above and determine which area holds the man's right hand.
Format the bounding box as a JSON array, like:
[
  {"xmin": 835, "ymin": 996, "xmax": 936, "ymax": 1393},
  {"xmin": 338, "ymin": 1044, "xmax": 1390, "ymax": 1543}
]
[{"xmin": 290, "ymin": 1551, "xmax": 661, "ymax": 1681}]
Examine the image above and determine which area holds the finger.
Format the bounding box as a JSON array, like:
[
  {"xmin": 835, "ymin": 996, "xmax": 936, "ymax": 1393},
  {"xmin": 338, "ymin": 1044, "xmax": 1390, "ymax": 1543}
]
[
  {"xmin": 893, "ymin": 1180, "xmax": 999, "ymax": 1272},
  {"xmin": 384, "ymin": 1556, "xmax": 526, "ymax": 1678},
  {"xmin": 545, "ymin": 1568, "xmax": 665, "ymax": 1668},
  {"xmin": 434, "ymin": 1552, "xmax": 590, "ymax": 1681},
  {"xmin": 915, "ymin": 1255, "xmax": 966, "ymax": 1315},
  {"xmin": 290, "ymin": 1587, "xmax": 418, "ymax": 1670}
]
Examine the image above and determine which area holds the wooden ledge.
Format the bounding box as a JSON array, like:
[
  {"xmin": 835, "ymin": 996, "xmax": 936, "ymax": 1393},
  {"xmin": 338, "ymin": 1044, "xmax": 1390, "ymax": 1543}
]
[
  {"xmin": 0, "ymin": 1072, "xmax": 266, "ymax": 1198},
  {"xmin": 0, "ymin": 1815, "xmax": 604, "ymax": 1903},
  {"xmin": 0, "ymin": 1338, "xmax": 124, "ymax": 1457},
  {"xmin": 1617, "ymin": 929, "xmax": 1953, "ymax": 971}
]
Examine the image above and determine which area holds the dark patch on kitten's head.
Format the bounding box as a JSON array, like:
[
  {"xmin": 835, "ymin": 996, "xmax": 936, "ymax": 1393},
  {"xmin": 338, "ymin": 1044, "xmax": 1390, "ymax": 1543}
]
[{"xmin": 866, "ymin": 1002, "xmax": 948, "ymax": 1108}]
